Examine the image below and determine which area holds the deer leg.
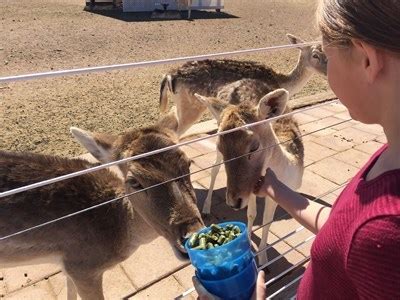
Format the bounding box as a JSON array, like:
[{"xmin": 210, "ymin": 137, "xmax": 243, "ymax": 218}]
[
  {"xmin": 202, "ymin": 151, "xmax": 222, "ymax": 215},
  {"xmin": 174, "ymin": 91, "xmax": 209, "ymax": 137},
  {"xmin": 176, "ymin": 108, "xmax": 207, "ymax": 137},
  {"xmin": 246, "ymin": 195, "xmax": 257, "ymax": 240},
  {"xmin": 67, "ymin": 276, "xmax": 78, "ymax": 300},
  {"xmin": 188, "ymin": 0, "xmax": 192, "ymax": 19},
  {"xmin": 67, "ymin": 270, "xmax": 104, "ymax": 300},
  {"xmin": 257, "ymin": 196, "xmax": 278, "ymax": 267}
]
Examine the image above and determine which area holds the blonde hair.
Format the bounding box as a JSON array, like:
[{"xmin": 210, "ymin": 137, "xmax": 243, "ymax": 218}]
[{"xmin": 317, "ymin": 0, "xmax": 400, "ymax": 53}]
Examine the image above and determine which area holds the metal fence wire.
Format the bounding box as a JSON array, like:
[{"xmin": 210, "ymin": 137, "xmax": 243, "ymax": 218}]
[{"xmin": 1, "ymin": 41, "xmax": 354, "ymax": 299}]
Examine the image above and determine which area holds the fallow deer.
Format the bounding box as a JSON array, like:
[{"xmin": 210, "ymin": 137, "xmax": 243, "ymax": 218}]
[
  {"xmin": 159, "ymin": 34, "xmax": 324, "ymax": 219},
  {"xmin": 159, "ymin": 34, "xmax": 327, "ymax": 137},
  {"xmin": 0, "ymin": 112, "xmax": 204, "ymax": 300},
  {"xmin": 194, "ymin": 88, "xmax": 304, "ymax": 266}
]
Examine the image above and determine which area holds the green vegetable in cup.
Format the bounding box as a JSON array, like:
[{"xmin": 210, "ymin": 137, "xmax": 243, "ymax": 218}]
[{"xmin": 188, "ymin": 223, "xmax": 241, "ymax": 250}]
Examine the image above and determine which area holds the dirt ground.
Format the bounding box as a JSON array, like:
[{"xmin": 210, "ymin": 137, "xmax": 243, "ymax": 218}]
[{"xmin": 0, "ymin": 0, "xmax": 329, "ymax": 157}]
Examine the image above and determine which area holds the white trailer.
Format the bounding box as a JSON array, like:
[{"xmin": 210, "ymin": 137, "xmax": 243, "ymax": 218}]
[{"xmin": 122, "ymin": 0, "xmax": 224, "ymax": 17}]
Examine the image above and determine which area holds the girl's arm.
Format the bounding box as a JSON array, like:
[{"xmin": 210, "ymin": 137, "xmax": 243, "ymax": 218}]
[{"xmin": 254, "ymin": 168, "xmax": 331, "ymax": 234}]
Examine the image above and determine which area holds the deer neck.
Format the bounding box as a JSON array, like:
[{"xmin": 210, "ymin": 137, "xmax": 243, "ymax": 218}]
[
  {"xmin": 277, "ymin": 56, "xmax": 313, "ymax": 97},
  {"xmin": 120, "ymin": 201, "xmax": 159, "ymax": 256},
  {"xmin": 261, "ymin": 126, "xmax": 295, "ymax": 173}
]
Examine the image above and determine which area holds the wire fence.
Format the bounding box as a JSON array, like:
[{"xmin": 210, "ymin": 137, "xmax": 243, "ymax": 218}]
[
  {"xmin": 267, "ymin": 274, "xmax": 304, "ymax": 299},
  {"xmin": 0, "ymin": 98, "xmax": 339, "ymax": 199},
  {"xmin": 174, "ymin": 181, "xmax": 348, "ymax": 299},
  {"xmin": 1, "ymin": 40, "xmax": 355, "ymax": 300},
  {"xmin": 1, "ymin": 99, "xmax": 349, "ymax": 298},
  {"xmin": 0, "ymin": 107, "xmax": 349, "ymax": 241},
  {"xmin": 0, "ymin": 41, "xmax": 318, "ymax": 84}
]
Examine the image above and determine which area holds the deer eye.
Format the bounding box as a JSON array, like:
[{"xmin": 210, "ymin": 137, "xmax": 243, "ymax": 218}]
[
  {"xmin": 126, "ymin": 176, "xmax": 143, "ymax": 190},
  {"xmin": 312, "ymin": 53, "xmax": 320, "ymax": 60},
  {"xmin": 248, "ymin": 141, "xmax": 260, "ymax": 160},
  {"xmin": 250, "ymin": 143, "xmax": 259, "ymax": 153}
]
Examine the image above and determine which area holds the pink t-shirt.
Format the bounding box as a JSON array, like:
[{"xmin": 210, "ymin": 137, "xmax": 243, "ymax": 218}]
[{"xmin": 296, "ymin": 144, "xmax": 400, "ymax": 299}]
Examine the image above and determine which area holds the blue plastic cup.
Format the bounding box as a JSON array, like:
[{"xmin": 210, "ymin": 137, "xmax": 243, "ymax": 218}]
[
  {"xmin": 185, "ymin": 222, "xmax": 258, "ymax": 300},
  {"xmin": 196, "ymin": 259, "xmax": 258, "ymax": 300}
]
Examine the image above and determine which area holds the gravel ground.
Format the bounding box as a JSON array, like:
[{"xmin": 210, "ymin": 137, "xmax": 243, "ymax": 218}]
[{"xmin": 0, "ymin": 0, "xmax": 329, "ymax": 157}]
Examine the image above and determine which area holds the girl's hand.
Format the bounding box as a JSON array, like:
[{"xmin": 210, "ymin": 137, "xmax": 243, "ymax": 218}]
[
  {"xmin": 252, "ymin": 270, "xmax": 266, "ymax": 300},
  {"xmin": 192, "ymin": 276, "xmax": 220, "ymax": 300},
  {"xmin": 254, "ymin": 168, "xmax": 278, "ymax": 198},
  {"xmin": 192, "ymin": 271, "xmax": 266, "ymax": 300}
]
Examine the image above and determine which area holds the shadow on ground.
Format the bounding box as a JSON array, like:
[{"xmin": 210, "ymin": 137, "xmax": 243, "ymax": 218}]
[{"xmin": 84, "ymin": 7, "xmax": 239, "ymax": 22}]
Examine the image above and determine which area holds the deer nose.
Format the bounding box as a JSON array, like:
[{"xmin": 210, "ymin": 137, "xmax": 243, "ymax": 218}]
[
  {"xmin": 180, "ymin": 229, "xmax": 197, "ymax": 247},
  {"xmin": 180, "ymin": 235, "xmax": 187, "ymax": 245},
  {"xmin": 181, "ymin": 230, "xmax": 192, "ymax": 242},
  {"xmin": 229, "ymin": 198, "xmax": 242, "ymax": 210},
  {"xmin": 177, "ymin": 234, "xmax": 190, "ymax": 253},
  {"xmin": 180, "ymin": 220, "xmax": 205, "ymax": 242}
]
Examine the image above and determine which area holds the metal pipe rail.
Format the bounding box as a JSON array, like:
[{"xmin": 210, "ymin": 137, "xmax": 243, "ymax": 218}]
[
  {"xmin": 0, "ymin": 99, "xmax": 341, "ymax": 199},
  {"xmin": 267, "ymin": 274, "xmax": 304, "ymax": 299},
  {"xmin": 259, "ymin": 235, "xmax": 316, "ymax": 270},
  {"xmin": 266, "ymin": 256, "xmax": 310, "ymax": 287},
  {"xmin": 0, "ymin": 115, "xmax": 350, "ymax": 241},
  {"xmin": 0, "ymin": 34, "xmax": 354, "ymax": 300},
  {"xmin": 175, "ymin": 182, "xmax": 348, "ymax": 299},
  {"xmin": 0, "ymin": 42, "xmax": 318, "ymax": 84}
]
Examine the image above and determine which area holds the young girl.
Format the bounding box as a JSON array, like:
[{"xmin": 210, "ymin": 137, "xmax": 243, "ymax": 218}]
[
  {"xmin": 194, "ymin": 0, "xmax": 400, "ymax": 298},
  {"xmin": 254, "ymin": 0, "xmax": 400, "ymax": 298},
  {"xmin": 195, "ymin": 0, "xmax": 400, "ymax": 300}
]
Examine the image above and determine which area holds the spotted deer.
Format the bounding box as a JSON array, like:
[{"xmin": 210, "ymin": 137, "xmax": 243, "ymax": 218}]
[
  {"xmin": 159, "ymin": 34, "xmax": 323, "ymax": 218},
  {"xmin": 0, "ymin": 112, "xmax": 204, "ymax": 300},
  {"xmin": 194, "ymin": 88, "xmax": 304, "ymax": 266},
  {"xmin": 159, "ymin": 34, "xmax": 327, "ymax": 137}
]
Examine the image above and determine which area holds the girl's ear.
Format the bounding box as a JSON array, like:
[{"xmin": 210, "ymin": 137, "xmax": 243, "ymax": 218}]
[{"xmin": 351, "ymin": 39, "xmax": 384, "ymax": 83}]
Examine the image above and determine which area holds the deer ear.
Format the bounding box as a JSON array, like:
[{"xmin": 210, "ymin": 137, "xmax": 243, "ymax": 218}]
[
  {"xmin": 286, "ymin": 33, "xmax": 305, "ymax": 49},
  {"xmin": 257, "ymin": 89, "xmax": 289, "ymax": 120},
  {"xmin": 194, "ymin": 93, "xmax": 228, "ymax": 121},
  {"xmin": 157, "ymin": 110, "xmax": 179, "ymax": 134},
  {"xmin": 70, "ymin": 127, "xmax": 117, "ymax": 163}
]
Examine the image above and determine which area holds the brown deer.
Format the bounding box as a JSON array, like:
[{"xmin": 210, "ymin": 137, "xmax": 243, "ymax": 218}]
[
  {"xmin": 0, "ymin": 112, "xmax": 204, "ymax": 300},
  {"xmin": 194, "ymin": 88, "xmax": 304, "ymax": 266},
  {"xmin": 159, "ymin": 34, "xmax": 324, "ymax": 219},
  {"xmin": 159, "ymin": 34, "xmax": 327, "ymax": 137}
]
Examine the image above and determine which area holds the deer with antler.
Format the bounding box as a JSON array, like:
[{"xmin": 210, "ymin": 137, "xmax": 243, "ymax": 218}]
[{"xmin": 0, "ymin": 112, "xmax": 204, "ymax": 300}]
